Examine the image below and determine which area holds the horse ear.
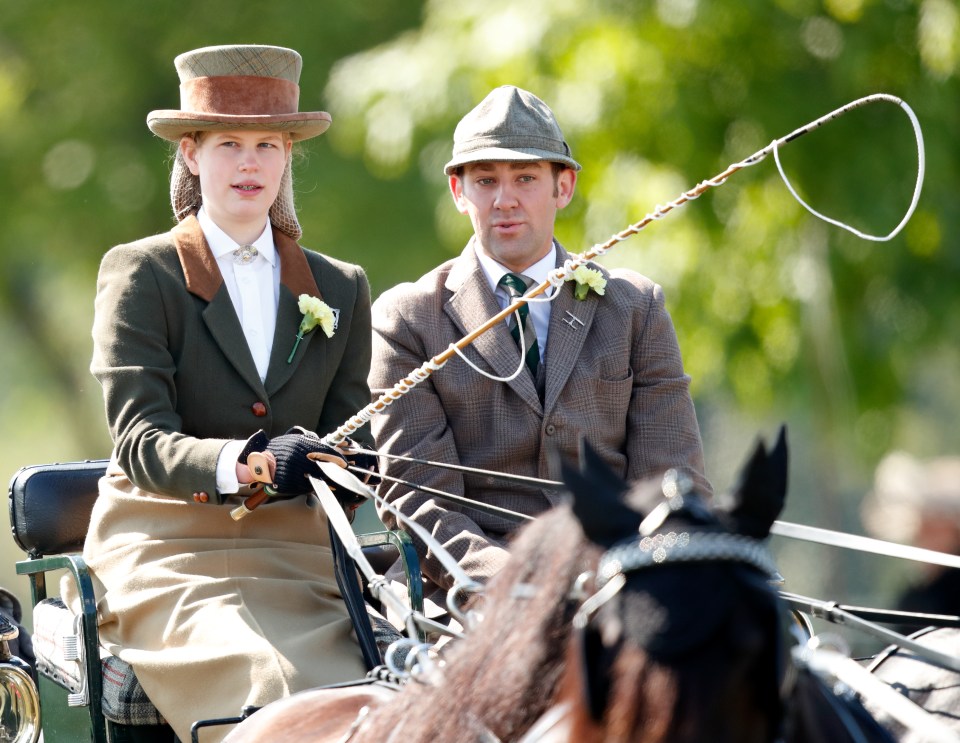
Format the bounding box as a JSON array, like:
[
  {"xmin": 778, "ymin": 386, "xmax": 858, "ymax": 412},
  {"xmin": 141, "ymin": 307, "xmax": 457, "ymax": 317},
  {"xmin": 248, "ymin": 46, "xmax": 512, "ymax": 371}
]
[
  {"xmin": 717, "ymin": 425, "xmax": 788, "ymax": 539},
  {"xmin": 557, "ymin": 438, "xmax": 641, "ymax": 548}
]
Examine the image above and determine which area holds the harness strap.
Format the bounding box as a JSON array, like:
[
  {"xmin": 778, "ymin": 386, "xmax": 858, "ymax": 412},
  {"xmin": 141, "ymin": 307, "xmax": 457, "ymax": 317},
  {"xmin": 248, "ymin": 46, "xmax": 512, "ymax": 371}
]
[
  {"xmin": 328, "ymin": 522, "xmax": 382, "ymax": 671},
  {"xmin": 772, "ymin": 521, "xmax": 960, "ymax": 569}
]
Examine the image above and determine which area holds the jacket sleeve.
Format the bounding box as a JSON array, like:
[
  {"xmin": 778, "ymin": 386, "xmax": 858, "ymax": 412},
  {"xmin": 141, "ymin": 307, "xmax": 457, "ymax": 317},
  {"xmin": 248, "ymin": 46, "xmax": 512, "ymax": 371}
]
[
  {"xmin": 315, "ymin": 266, "xmax": 374, "ymax": 448},
  {"xmin": 623, "ymin": 277, "xmax": 712, "ymax": 498},
  {"xmin": 368, "ymin": 287, "xmax": 509, "ymax": 593},
  {"xmin": 91, "ymin": 244, "xmax": 226, "ymax": 500}
]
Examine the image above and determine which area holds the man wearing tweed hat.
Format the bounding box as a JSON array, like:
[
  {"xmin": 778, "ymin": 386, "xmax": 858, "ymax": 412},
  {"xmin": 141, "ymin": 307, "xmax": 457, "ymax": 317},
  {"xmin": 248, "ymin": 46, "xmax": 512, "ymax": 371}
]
[{"xmin": 369, "ymin": 85, "xmax": 711, "ymax": 620}]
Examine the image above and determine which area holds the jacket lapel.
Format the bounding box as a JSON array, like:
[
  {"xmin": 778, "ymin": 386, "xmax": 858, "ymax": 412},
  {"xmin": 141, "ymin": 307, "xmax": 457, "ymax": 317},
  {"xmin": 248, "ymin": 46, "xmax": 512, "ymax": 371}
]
[
  {"xmin": 266, "ymin": 229, "xmax": 322, "ymax": 395},
  {"xmin": 174, "ymin": 218, "xmax": 323, "ymax": 397},
  {"xmin": 444, "ymin": 242, "xmax": 542, "ymax": 411},
  {"xmin": 543, "ymin": 245, "xmax": 599, "ymax": 414}
]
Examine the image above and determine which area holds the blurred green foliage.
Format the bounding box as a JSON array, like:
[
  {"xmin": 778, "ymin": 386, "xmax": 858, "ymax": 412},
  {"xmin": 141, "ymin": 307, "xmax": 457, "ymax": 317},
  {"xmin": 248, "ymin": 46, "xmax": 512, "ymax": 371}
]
[{"xmin": 1, "ymin": 0, "xmax": 958, "ymax": 638}]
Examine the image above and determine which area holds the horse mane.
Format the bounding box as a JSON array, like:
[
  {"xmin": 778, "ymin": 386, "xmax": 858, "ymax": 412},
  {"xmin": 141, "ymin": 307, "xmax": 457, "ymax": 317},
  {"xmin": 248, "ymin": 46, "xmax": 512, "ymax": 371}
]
[{"xmin": 354, "ymin": 502, "xmax": 601, "ymax": 743}]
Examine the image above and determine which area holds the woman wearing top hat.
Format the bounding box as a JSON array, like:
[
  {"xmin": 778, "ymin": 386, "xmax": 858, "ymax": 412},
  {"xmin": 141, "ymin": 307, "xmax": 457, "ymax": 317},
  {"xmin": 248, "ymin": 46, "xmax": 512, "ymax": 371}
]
[{"xmin": 62, "ymin": 44, "xmax": 372, "ymax": 741}]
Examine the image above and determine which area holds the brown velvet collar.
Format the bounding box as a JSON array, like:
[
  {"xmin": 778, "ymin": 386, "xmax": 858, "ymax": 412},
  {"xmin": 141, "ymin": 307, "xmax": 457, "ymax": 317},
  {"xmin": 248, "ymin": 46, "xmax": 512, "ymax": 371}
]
[{"xmin": 173, "ymin": 216, "xmax": 321, "ymax": 302}]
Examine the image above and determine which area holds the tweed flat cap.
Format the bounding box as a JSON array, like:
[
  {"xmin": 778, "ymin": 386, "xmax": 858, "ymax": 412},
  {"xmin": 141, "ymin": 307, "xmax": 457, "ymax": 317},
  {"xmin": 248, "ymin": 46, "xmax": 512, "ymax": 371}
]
[
  {"xmin": 147, "ymin": 44, "xmax": 331, "ymax": 142},
  {"xmin": 444, "ymin": 85, "xmax": 581, "ymax": 175}
]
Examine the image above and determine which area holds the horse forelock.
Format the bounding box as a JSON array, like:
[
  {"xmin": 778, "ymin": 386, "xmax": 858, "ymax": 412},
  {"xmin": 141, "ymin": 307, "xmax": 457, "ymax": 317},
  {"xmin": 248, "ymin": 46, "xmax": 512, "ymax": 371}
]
[{"xmin": 575, "ymin": 579, "xmax": 786, "ymax": 743}]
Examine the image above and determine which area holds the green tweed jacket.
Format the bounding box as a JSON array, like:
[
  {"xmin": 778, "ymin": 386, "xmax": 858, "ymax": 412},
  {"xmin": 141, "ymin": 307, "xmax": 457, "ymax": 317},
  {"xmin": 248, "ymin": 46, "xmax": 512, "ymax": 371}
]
[{"xmin": 91, "ymin": 215, "xmax": 372, "ymax": 503}]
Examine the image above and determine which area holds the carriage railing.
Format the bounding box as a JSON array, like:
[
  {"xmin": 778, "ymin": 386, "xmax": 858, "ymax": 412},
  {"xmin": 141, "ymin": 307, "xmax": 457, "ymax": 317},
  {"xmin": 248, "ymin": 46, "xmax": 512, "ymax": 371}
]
[{"xmin": 796, "ymin": 645, "xmax": 960, "ymax": 743}]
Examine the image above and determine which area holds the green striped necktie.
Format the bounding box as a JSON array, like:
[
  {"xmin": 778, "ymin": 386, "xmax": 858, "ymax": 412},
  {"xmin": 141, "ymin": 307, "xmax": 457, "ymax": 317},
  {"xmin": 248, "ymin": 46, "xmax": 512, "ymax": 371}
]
[{"xmin": 499, "ymin": 272, "xmax": 540, "ymax": 375}]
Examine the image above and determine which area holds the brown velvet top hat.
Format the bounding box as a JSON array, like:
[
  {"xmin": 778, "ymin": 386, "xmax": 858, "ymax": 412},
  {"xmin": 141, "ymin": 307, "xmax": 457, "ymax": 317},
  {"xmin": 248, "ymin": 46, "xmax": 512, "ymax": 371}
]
[
  {"xmin": 147, "ymin": 44, "xmax": 331, "ymax": 142},
  {"xmin": 444, "ymin": 85, "xmax": 581, "ymax": 175}
]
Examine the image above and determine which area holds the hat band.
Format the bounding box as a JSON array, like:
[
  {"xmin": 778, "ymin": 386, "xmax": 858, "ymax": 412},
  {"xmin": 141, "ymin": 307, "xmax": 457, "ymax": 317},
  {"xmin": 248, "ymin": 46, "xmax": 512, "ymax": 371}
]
[{"xmin": 180, "ymin": 75, "xmax": 300, "ymax": 116}]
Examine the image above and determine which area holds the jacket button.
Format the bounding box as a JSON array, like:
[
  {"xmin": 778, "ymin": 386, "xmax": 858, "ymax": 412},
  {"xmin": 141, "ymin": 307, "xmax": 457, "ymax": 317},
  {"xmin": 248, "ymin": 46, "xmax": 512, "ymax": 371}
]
[
  {"xmin": 251, "ymin": 402, "xmax": 267, "ymax": 417},
  {"xmin": 545, "ymin": 424, "xmax": 556, "ymax": 435}
]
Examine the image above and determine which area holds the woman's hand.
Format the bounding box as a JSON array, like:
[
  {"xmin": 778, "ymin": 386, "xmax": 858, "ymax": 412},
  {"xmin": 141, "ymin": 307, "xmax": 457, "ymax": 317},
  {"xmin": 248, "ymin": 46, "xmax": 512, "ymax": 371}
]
[{"xmin": 237, "ymin": 449, "xmax": 276, "ymax": 484}]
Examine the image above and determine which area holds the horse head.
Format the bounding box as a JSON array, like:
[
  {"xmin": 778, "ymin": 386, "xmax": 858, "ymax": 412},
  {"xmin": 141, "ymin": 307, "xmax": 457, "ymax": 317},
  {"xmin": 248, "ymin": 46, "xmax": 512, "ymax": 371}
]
[{"xmin": 551, "ymin": 426, "xmax": 790, "ymax": 743}]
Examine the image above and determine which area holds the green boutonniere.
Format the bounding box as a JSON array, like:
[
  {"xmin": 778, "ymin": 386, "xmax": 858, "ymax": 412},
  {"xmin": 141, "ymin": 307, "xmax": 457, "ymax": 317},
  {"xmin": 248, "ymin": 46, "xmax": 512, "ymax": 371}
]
[
  {"xmin": 566, "ymin": 266, "xmax": 607, "ymax": 300},
  {"xmin": 287, "ymin": 294, "xmax": 337, "ymax": 363}
]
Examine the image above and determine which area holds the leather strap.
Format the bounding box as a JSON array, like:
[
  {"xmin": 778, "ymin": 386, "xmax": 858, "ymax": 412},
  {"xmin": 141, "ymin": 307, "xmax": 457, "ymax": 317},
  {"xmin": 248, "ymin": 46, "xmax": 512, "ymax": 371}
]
[{"xmin": 329, "ymin": 523, "xmax": 382, "ymax": 671}]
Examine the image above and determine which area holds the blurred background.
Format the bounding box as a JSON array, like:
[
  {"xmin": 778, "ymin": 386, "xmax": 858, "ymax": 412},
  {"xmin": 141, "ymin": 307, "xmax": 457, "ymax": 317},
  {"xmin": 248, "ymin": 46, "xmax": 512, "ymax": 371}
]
[{"xmin": 2, "ymin": 0, "xmax": 958, "ymax": 652}]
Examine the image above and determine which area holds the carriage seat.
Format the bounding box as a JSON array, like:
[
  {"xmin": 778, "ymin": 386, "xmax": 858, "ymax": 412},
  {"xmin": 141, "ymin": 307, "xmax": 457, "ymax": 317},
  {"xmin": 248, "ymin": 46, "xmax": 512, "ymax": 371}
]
[
  {"xmin": 8, "ymin": 459, "xmax": 422, "ymax": 741},
  {"xmin": 31, "ymin": 595, "xmax": 165, "ymax": 726}
]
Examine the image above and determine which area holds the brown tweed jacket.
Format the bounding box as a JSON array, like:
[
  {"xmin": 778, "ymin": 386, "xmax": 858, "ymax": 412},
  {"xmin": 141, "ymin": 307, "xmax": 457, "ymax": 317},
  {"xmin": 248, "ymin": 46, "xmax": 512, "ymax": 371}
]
[
  {"xmin": 369, "ymin": 240, "xmax": 710, "ymax": 603},
  {"xmin": 91, "ymin": 215, "xmax": 373, "ymax": 501}
]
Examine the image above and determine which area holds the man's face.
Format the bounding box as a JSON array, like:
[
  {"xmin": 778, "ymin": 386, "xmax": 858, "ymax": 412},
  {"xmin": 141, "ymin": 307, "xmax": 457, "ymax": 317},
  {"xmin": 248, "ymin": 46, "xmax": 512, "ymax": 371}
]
[{"xmin": 450, "ymin": 160, "xmax": 576, "ymax": 273}]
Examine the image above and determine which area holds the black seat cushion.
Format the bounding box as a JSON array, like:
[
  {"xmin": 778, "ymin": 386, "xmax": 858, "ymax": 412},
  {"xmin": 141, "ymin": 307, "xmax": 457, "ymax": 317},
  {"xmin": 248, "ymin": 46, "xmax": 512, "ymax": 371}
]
[{"xmin": 8, "ymin": 460, "xmax": 107, "ymax": 557}]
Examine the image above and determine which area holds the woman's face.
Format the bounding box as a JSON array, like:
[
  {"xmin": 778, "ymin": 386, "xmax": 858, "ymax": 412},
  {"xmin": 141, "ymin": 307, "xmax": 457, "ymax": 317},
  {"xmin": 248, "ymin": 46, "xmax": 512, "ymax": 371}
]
[{"xmin": 180, "ymin": 130, "xmax": 292, "ymax": 244}]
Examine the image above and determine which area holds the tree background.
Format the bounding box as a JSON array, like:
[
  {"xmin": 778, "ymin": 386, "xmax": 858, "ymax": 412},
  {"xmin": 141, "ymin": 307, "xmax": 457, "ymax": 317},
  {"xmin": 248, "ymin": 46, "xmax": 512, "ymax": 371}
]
[{"xmin": 1, "ymin": 0, "xmax": 957, "ymax": 648}]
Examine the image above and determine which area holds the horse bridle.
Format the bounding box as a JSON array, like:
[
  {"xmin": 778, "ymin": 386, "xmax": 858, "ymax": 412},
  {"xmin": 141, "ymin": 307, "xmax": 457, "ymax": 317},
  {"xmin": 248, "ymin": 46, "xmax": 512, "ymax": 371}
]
[
  {"xmin": 595, "ymin": 471, "xmax": 781, "ymax": 589},
  {"xmin": 597, "ymin": 528, "xmax": 781, "ymax": 588},
  {"xmin": 571, "ymin": 474, "xmax": 794, "ymax": 740}
]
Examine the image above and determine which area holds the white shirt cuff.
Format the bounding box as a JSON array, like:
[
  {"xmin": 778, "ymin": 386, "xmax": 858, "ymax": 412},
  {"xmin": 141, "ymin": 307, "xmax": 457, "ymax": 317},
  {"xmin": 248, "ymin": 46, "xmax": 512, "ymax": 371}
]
[{"xmin": 216, "ymin": 439, "xmax": 247, "ymax": 494}]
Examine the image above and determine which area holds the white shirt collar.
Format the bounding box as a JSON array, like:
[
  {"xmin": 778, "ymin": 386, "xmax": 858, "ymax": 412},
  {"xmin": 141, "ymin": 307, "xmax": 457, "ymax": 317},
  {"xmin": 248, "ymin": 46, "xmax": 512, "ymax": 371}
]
[
  {"xmin": 475, "ymin": 240, "xmax": 557, "ymax": 294},
  {"xmin": 197, "ymin": 207, "xmax": 277, "ymax": 267}
]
